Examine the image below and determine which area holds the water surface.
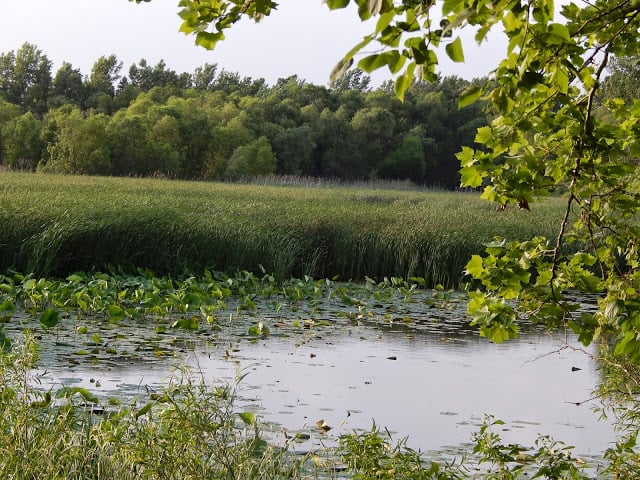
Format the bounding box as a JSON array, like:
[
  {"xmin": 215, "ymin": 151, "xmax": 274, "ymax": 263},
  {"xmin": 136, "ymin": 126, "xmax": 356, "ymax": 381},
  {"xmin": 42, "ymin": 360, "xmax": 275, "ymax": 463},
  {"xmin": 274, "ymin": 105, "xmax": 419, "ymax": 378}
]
[{"xmin": 32, "ymin": 295, "xmax": 613, "ymax": 459}]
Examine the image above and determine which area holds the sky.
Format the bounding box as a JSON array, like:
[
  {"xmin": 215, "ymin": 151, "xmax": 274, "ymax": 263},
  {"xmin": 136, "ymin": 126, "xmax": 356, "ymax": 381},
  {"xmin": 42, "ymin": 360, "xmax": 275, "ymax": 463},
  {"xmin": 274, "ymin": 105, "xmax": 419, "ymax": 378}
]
[{"xmin": 0, "ymin": 0, "xmax": 506, "ymax": 87}]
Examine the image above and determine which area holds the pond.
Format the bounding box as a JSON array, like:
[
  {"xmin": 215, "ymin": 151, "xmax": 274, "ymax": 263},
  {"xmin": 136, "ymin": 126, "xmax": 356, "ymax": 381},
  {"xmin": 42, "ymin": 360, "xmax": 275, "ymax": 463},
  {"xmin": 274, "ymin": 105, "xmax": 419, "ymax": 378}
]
[{"xmin": 12, "ymin": 283, "xmax": 614, "ymax": 467}]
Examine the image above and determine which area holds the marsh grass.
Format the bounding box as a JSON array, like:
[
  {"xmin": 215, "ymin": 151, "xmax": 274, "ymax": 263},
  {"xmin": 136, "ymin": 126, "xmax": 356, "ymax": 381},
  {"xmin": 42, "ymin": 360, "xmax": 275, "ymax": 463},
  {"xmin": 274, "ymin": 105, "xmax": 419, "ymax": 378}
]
[{"xmin": 0, "ymin": 172, "xmax": 569, "ymax": 285}]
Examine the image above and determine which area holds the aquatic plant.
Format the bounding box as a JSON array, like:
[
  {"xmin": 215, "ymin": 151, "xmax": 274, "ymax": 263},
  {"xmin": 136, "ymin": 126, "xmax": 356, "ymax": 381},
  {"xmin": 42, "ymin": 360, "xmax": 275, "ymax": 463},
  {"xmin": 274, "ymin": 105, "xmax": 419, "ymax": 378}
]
[
  {"xmin": 0, "ymin": 332, "xmax": 309, "ymax": 480},
  {"xmin": 0, "ymin": 271, "xmax": 638, "ymax": 478},
  {"xmin": 0, "ymin": 172, "xmax": 565, "ymax": 286}
]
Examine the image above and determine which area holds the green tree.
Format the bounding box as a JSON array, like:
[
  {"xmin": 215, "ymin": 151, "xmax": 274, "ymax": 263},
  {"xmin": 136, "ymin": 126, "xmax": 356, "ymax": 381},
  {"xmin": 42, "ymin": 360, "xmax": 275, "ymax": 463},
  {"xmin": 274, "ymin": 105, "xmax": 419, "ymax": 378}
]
[
  {"xmin": 43, "ymin": 108, "xmax": 111, "ymax": 174},
  {"xmin": 128, "ymin": 58, "xmax": 191, "ymax": 91},
  {"xmin": 378, "ymin": 130, "xmax": 426, "ymax": 182},
  {"xmin": 0, "ymin": 43, "xmax": 52, "ymax": 115},
  {"xmin": 0, "ymin": 51, "xmax": 15, "ymax": 102},
  {"xmin": 271, "ymin": 125, "xmax": 316, "ymax": 175},
  {"xmin": 192, "ymin": 62, "xmax": 218, "ymax": 91},
  {"xmin": 0, "ymin": 99, "xmax": 21, "ymax": 164},
  {"xmin": 225, "ymin": 136, "xmax": 276, "ymax": 178},
  {"xmin": 106, "ymin": 111, "xmax": 149, "ymax": 175},
  {"xmin": 205, "ymin": 109, "xmax": 253, "ymax": 178},
  {"xmin": 147, "ymin": 114, "xmax": 182, "ymax": 176},
  {"xmin": 311, "ymin": 108, "xmax": 365, "ymax": 179},
  {"xmin": 172, "ymin": 97, "xmax": 215, "ymax": 178},
  {"xmin": 85, "ymin": 55, "xmax": 122, "ymax": 114},
  {"xmin": 601, "ymin": 56, "xmax": 640, "ymax": 106},
  {"xmin": 330, "ymin": 68, "xmax": 371, "ymax": 93},
  {"xmin": 113, "ymin": 77, "xmax": 141, "ymax": 111},
  {"xmin": 399, "ymin": 78, "xmax": 487, "ymax": 188},
  {"xmin": 49, "ymin": 62, "xmax": 85, "ymax": 109},
  {"xmin": 350, "ymin": 105, "xmax": 396, "ymax": 174},
  {"xmin": 1, "ymin": 111, "xmax": 43, "ymax": 169}
]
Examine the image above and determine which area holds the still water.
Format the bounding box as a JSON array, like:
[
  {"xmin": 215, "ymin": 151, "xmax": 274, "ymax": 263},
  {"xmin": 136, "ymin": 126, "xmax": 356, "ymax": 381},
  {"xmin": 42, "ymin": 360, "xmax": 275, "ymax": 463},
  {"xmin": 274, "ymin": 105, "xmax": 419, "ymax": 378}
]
[{"xmin": 42, "ymin": 311, "xmax": 614, "ymax": 459}]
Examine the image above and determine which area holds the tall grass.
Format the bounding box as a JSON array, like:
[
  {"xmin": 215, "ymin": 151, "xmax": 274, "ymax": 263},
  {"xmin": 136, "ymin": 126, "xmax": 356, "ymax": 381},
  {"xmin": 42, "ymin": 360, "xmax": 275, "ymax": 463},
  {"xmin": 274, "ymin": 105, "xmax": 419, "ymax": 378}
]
[
  {"xmin": 0, "ymin": 172, "xmax": 568, "ymax": 286},
  {"xmin": 0, "ymin": 333, "xmax": 312, "ymax": 480}
]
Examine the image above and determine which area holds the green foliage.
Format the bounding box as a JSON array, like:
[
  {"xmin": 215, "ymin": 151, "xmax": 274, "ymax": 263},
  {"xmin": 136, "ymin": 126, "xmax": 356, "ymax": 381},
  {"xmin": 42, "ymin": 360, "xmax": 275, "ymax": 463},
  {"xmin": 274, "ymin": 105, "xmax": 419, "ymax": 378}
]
[
  {"xmin": 1, "ymin": 111, "xmax": 43, "ymax": 169},
  {"xmin": 161, "ymin": 0, "xmax": 640, "ymax": 366},
  {"xmin": 225, "ymin": 135, "xmax": 277, "ymax": 178},
  {"xmin": 38, "ymin": 308, "xmax": 60, "ymax": 329},
  {"xmin": 0, "ymin": 268, "xmax": 638, "ymax": 477},
  {"xmin": 1, "ymin": 42, "xmax": 486, "ymax": 185},
  {"xmin": 338, "ymin": 423, "xmax": 465, "ymax": 479},
  {"xmin": 159, "ymin": 0, "xmax": 640, "ymax": 371},
  {"xmin": 49, "ymin": 61, "xmax": 85, "ymax": 109},
  {"xmin": 85, "ymin": 54, "xmax": 122, "ymax": 113},
  {"xmin": 601, "ymin": 56, "xmax": 640, "ymax": 106},
  {"xmin": 0, "ymin": 43, "xmax": 51, "ymax": 115},
  {"xmin": 471, "ymin": 416, "xmax": 591, "ymax": 479},
  {"xmin": 454, "ymin": 0, "xmax": 640, "ymax": 364},
  {"xmin": 42, "ymin": 108, "xmax": 111, "ymax": 174},
  {"xmin": 378, "ymin": 131, "xmax": 426, "ymax": 182}
]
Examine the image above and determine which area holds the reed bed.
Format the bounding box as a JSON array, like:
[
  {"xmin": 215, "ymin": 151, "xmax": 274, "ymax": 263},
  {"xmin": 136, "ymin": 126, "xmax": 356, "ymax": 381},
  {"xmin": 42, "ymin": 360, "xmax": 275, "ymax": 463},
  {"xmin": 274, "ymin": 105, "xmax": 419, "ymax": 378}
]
[{"xmin": 0, "ymin": 172, "xmax": 567, "ymax": 286}]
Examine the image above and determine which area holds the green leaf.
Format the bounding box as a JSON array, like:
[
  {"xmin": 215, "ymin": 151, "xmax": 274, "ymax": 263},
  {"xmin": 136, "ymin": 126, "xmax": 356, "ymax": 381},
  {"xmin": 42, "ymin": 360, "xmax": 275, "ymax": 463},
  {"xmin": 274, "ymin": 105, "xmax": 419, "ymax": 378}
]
[
  {"xmin": 546, "ymin": 23, "xmax": 570, "ymax": 43},
  {"xmin": 460, "ymin": 165, "xmax": 483, "ymax": 187},
  {"xmin": 39, "ymin": 308, "xmax": 60, "ymax": 329},
  {"xmin": 475, "ymin": 127, "xmax": 493, "ymax": 144},
  {"xmin": 375, "ymin": 10, "xmax": 395, "ymax": 34},
  {"xmin": 394, "ymin": 62, "xmax": 416, "ymax": 101},
  {"xmin": 456, "ymin": 146, "xmax": 475, "ymax": 167},
  {"xmin": 251, "ymin": 437, "xmax": 269, "ymax": 457},
  {"xmin": 330, "ymin": 56, "xmax": 354, "ymax": 84},
  {"xmin": 358, "ymin": 51, "xmax": 402, "ymax": 73},
  {"xmin": 0, "ymin": 299, "xmax": 16, "ymax": 322},
  {"xmin": 171, "ymin": 317, "xmax": 200, "ymax": 330},
  {"xmin": 445, "ymin": 37, "xmax": 465, "ymax": 63},
  {"xmin": 55, "ymin": 386, "xmax": 99, "ymax": 404},
  {"xmin": 135, "ymin": 403, "xmax": 154, "ymax": 418},
  {"xmin": 442, "ymin": 0, "xmax": 464, "ymax": 15},
  {"xmin": 326, "ymin": 0, "xmax": 350, "ymax": 9},
  {"xmin": 458, "ymin": 85, "xmax": 482, "ymax": 108},
  {"xmin": 552, "ymin": 65, "xmax": 569, "ymax": 94},
  {"xmin": 107, "ymin": 304, "xmax": 126, "ymax": 322},
  {"xmin": 614, "ymin": 332, "xmax": 636, "ymax": 356},
  {"xmin": 465, "ymin": 255, "xmax": 485, "ymax": 278},
  {"xmin": 195, "ymin": 31, "xmax": 224, "ymax": 50},
  {"xmin": 0, "ymin": 329, "xmax": 11, "ymax": 353},
  {"xmin": 357, "ymin": 0, "xmax": 373, "ymax": 20},
  {"xmin": 248, "ymin": 322, "xmax": 270, "ymax": 337},
  {"xmin": 239, "ymin": 411, "xmax": 255, "ymax": 425}
]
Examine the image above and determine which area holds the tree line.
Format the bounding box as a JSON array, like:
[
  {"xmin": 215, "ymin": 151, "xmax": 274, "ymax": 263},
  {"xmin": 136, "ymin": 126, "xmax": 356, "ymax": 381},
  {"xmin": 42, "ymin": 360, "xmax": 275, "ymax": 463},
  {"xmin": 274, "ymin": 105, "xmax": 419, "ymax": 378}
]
[{"xmin": 0, "ymin": 43, "xmax": 489, "ymax": 187}]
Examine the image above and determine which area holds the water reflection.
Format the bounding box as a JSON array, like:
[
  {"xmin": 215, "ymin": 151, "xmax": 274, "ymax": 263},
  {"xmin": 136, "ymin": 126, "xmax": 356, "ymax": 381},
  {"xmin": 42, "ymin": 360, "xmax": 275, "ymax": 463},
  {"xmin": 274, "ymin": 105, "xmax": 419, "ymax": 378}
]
[
  {"xmin": 26, "ymin": 287, "xmax": 615, "ymax": 458},
  {"xmin": 190, "ymin": 327, "xmax": 613, "ymax": 455}
]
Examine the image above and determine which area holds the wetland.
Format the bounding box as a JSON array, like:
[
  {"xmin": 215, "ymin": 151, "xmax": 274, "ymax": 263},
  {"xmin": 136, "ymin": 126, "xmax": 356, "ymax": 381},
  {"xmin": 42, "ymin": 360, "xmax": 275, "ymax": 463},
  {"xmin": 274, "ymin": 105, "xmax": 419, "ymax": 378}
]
[
  {"xmin": 3, "ymin": 272, "xmax": 614, "ymax": 469},
  {"xmin": 0, "ymin": 173, "xmax": 633, "ymax": 478}
]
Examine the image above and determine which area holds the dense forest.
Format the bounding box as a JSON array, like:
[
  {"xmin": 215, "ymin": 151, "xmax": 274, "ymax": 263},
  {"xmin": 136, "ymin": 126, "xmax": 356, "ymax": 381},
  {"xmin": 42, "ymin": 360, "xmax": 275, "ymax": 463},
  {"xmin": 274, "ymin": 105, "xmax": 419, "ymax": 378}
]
[{"xmin": 0, "ymin": 43, "xmax": 489, "ymax": 187}]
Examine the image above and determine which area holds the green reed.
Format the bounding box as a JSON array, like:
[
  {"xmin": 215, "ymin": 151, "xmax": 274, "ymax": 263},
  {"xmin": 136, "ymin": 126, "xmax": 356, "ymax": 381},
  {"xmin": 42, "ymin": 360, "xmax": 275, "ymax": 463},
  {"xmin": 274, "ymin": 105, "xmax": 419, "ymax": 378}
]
[{"xmin": 0, "ymin": 172, "xmax": 567, "ymax": 286}]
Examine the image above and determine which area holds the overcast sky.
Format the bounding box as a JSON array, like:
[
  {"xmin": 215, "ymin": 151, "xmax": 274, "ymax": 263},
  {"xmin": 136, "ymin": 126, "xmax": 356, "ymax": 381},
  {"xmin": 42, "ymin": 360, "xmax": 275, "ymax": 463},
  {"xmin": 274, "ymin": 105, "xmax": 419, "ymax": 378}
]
[{"xmin": 0, "ymin": 0, "xmax": 505, "ymax": 87}]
